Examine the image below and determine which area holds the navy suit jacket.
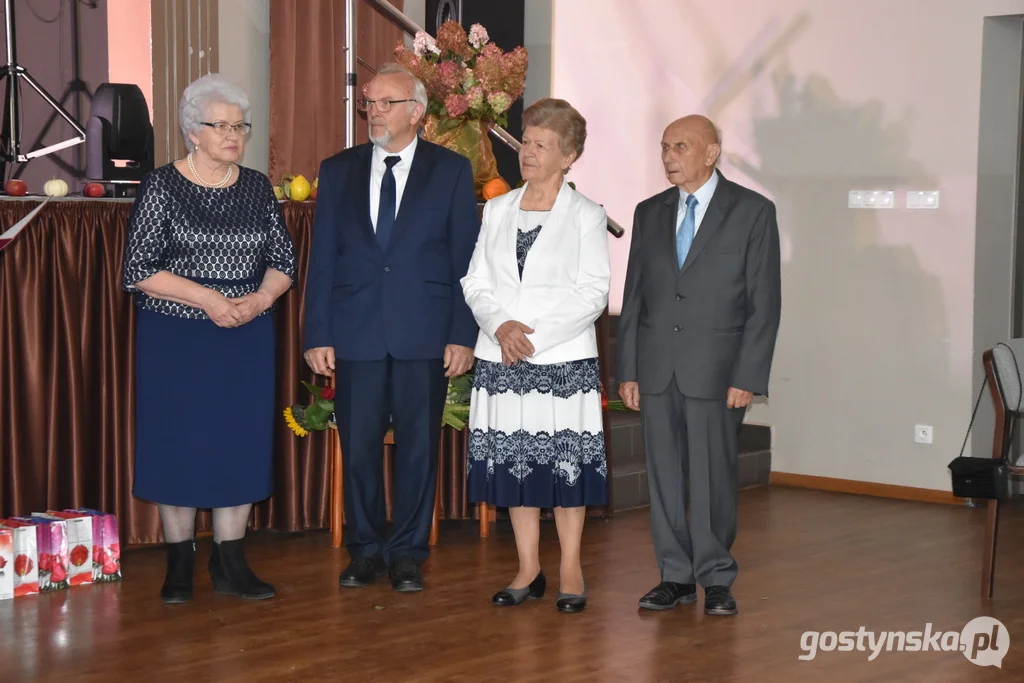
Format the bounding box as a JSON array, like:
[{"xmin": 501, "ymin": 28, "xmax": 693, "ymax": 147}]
[{"xmin": 303, "ymin": 139, "xmax": 481, "ymax": 361}]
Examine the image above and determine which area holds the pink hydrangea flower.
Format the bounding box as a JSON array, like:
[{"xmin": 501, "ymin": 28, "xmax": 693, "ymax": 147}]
[
  {"xmin": 412, "ymin": 31, "xmax": 440, "ymax": 57},
  {"xmin": 468, "ymin": 24, "xmax": 489, "ymax": 49},
  {"xmin": 445, "ymin": 93, "xmax": 471, "ymax": 117}
]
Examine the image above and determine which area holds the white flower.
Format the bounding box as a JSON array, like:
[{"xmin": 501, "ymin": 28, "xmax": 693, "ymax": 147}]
[
  {"xmin": 413, "ymin": 31, "xmax": 440, "ymax": 57},
  {"xmin": 468, "ymin": 23, "xmax": 489, "ymax": 49}
]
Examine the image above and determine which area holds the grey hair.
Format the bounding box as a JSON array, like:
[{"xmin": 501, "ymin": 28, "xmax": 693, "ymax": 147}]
[
  {"xmin": 375, "ymin": 62, "xmax": 428, "ymax": 112},
  {"xmin": 178, "ymin": 74, "xmax": 251, "ymax": 151}
]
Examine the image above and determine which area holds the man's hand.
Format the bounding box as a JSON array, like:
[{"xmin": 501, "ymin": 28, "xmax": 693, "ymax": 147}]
[
  {"xmin": 444, "ymin": 344, "xmax": 475, "ymax": 378},
  {"xmin": 619, "ymin": 381, "xmax": 640, "ymax": 411},
  {"xmin": 495, "ymin": 320, "xmax": 535, "ymax": 366},
  {"xmin": 726, "ymin": 387, "xmax": 754, "ymax": 409},
  {"xmin": 304, "ymin": 346, "xmax": 336, "ymax": 376}
]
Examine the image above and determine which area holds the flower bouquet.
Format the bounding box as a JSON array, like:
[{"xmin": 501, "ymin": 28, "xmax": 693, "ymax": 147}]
[
  {"xmin": 393, "ymin": 21, "xmax": 527, "ymax": 199},
  {"xmin": 285, "ymin": 372, "xmax": 475, "ymax": 437}
]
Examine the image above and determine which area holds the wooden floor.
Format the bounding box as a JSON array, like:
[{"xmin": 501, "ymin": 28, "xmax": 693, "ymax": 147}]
[{"xmin": 3, "ymin": 486, "xmax": 1024, "ymax": 682}]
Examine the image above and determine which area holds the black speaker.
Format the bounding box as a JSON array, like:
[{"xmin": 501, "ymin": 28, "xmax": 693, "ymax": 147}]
[{"xmin": 427, "ymin": 0, "xmax": 526, "ymax": 188}]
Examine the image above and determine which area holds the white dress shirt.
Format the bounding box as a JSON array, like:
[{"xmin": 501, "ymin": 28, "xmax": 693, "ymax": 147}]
[
  {"xmin": 676, "ymin": 169, "xmax": 720, "ymax": 235},
  {"xmin": 369, "ymin": 135, "xmax": 418, "ymax": 232}
]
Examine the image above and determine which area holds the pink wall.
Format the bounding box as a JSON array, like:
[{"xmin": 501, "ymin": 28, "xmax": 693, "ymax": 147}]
[
  {"xmin": 551, "ymin": 0, "xmax": 1024, "ymax": 492},
  {"xmin": 107, "ymin": 0, "xmax": 153, "ymax": 121}
]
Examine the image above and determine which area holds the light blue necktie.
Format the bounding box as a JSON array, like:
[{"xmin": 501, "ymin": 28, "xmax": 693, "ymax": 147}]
[{"xmin": 676, "ymin": 194, "xmax": 698, "ymax": 269}]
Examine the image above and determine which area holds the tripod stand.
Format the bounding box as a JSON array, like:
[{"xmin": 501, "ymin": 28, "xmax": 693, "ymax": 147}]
[{"xmin": 0, "ymin": 0, "xmax": 87, "ymax": 184}]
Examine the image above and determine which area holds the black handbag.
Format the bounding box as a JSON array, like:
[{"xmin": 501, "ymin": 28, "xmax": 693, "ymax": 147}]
[{"xmin": 948, "ymin": 343, "xmax": 1021, "ymax": 500}]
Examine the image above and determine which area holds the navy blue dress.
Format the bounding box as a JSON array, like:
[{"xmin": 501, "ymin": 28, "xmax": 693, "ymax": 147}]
[{"xmin": 122, "ymin": 164, "xmax": 296, "ymax": 508}]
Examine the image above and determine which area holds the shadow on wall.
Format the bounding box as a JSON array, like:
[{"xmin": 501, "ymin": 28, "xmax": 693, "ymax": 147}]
[{"xmin": 727, "ymin": 66, "xmax": 954, "ymax": 480}]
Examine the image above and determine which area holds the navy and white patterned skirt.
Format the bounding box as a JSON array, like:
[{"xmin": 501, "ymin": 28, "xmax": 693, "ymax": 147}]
[{"xmin": 466, "ymin": 358, "xmax": 608, "ymax": 508}]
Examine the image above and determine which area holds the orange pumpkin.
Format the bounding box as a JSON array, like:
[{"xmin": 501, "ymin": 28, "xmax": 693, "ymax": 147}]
[{"xmin": 481, "ymin": 177, "xmax": 511, "ymax": 200}]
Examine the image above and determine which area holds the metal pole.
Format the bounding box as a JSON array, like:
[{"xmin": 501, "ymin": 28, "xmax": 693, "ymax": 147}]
[
  {"xmin": 345, "ymin": 0, "xmax": 356, "ymax": 149},
  {"xmin": 369, "ymin": 0, "xmax": 423, "ymax": 35},
  {"xmin": 3, "ymin": 0, "xmax": 20, "ymax": 164}
]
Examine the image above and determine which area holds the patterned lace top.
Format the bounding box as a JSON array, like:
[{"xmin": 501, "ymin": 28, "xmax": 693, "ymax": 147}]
[
  {"xmin": 121, "ymin": 163, "xmax": 296, "ymax": 320},
  {"xmin": 517, "ymin": 209, "xmax": 548, "ymax": 279}
]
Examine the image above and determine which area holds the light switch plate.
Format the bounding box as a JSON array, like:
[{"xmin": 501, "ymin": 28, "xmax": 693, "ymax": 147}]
[
  {"xmin": 906, "ymin": 190, "xmax": 940, "ymax": 209},
  {"xmin": 849, "ymin": 190, "xmax": 895, "ymax": 209}
]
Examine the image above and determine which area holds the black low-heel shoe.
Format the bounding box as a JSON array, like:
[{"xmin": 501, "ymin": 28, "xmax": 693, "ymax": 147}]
[
  {"xmin": 555, "ymin": 581, "xmax": 587, "ymax": 613},
  {"xmin": 492, "ymin": 571, "xmax": 546, "ymax": 606}
]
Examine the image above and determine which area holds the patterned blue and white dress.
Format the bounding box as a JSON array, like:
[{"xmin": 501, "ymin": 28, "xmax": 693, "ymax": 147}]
[{"xmin": 466, "ymin": 210, "xmax": 608, "ymax": 509}]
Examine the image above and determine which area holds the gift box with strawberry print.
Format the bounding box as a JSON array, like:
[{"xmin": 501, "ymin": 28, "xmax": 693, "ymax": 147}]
[
  {"xmin": 0, "ymin": 527, "xmax": 13, "ymax": 600},
  {"xmin": 12, "ymin": 516, "xmax": 70, "ymax": 592},
  {"xmin": 66, "ymin": 509, "xmax": 121, "ymax": 582},
  {"xmin": 37, "ymin": 512, "xmax": 93, "ymax": 586},
  {"xmin": 0, "ymin": 520, "xmax": 39, "ymax": 596}
]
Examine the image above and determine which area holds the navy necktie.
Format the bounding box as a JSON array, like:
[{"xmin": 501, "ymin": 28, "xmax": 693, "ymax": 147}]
[
  {"xmin": 376, "ymin": 155, "xmax": 401, "ymax": 250},
  {"xmin": 676, "ymin": 194, "xmax": 698, "ymax": 269}
]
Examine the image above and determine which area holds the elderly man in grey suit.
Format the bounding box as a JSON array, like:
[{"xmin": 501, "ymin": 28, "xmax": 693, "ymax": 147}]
[{"xmin": 617, "ymin": 115, "xmax": 781, "ymax": 616}]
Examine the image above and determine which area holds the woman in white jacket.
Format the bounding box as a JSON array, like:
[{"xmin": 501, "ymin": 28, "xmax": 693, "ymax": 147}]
[{"xmin": 460, "ymin": 98, "xmax": 610, "ymax": 613}]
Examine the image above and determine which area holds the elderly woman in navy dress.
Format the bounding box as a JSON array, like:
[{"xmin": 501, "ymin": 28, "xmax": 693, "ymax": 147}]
[
  {"xmin": 461, "ymin": 98, "xmax": 610, "ymax": 613},
  {"xmin": 122, "ymin": 74, "xmax": 295, "ymax": 604}
]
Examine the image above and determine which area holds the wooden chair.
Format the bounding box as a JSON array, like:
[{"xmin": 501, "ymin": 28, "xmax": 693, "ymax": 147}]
[
  {"xmin": 328, "ymin": 425, "xmax": 442, "ymax": 549},
  {"xmin": 980, "ymin": 343, "xmax": 1024, "ymax": 598}
]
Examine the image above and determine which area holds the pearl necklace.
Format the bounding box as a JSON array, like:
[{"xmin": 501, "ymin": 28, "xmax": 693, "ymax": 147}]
[{"xmin": 187, "ymin": 152, "xmax": 233, "ymax": 188}]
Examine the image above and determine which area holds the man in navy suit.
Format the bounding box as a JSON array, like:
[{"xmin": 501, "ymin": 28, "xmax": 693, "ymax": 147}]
[{"xmin": 303, "ymin": 63, "xmax": 480, "ymax": 592}]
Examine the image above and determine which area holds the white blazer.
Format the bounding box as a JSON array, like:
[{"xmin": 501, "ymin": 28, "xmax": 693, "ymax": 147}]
[{"xmin": 460, "ymin": 178, "xmax": 611, "ymax": 364}]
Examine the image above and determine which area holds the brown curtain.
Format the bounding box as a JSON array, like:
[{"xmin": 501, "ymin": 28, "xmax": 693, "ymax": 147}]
[
  {"xmin": 0, "ymin": 201, "xmax": 331, "ymax": 544},
  {"xmin": 0, "ymin": 200, "xmax": 494, "ymax": 546},
  {"xmin": 268, "ymin": 0, "xmax": 405, "ymax": 185}
]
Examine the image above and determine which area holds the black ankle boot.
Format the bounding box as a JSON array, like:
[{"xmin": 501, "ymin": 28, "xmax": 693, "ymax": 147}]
[
  {"xmin": 161, "ymin": 540, "xmax": 195, "ymax": 604},
  {"xmin": 209, "ymin": 538, "xmax": 275, "ymax": 600}
]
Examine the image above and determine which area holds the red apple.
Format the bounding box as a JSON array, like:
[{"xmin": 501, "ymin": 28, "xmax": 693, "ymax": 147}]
[
  {"xmin": 5, "ymin": 179, "xmax": 27, "ymax": 196},
  {"xmin": 83, "ymin": 182, "xmax": 105, "ymax": 198}
]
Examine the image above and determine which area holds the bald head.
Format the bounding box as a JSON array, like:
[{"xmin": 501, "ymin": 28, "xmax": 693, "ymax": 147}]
[
  {"xmin": 666, "ymin": 115, "xmax": 720, "ymax": 146},
  {"xmin": 661, "ymin": 114, "xmax": 722, "ymax": 192}
]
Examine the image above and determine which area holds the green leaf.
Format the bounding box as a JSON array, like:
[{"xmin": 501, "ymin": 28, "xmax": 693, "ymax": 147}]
[{"xmin": 300, "ymin": 381, "xmax": 322, "ymax": 398}]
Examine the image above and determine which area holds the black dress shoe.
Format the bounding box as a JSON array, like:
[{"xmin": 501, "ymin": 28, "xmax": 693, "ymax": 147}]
[
  {"xmin": 555, "ymin": 581, "xmax": 587, "ymax": 613},
  {"xmin": 703, "ymin": 585, "xmax": 737, "ymax": 616},
  {"xmin": 160, "ymin": 540, "xmax": 195, "ymax": 604},
  {"xmin": 338, "ymin": 555, "xmax": 385, "ymax": 588},
  {"xmin": 638, "ymin": 581, "xmax": 698, "ymax": 610},
  {"xmin": 492, "ymin": 571, "xmax": 546, "ymax": 606},
  {"xmin": 389, "ymin": 556, "xmax": 424, "ymax": 592}
]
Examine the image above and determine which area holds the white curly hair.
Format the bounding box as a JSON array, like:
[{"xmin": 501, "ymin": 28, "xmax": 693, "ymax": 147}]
[{"xmin": 177, "ymin": 73, "xmax": 251, "ymax": 152}]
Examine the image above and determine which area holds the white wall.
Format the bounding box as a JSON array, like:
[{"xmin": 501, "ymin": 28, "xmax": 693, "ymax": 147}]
[
  {"xmin": 552, "ymin": 0, "xmax": 1024, "ymax": 491},
  {"xmin": 218, "ymin": 0, "xmax": 271, "ymax": 173}
]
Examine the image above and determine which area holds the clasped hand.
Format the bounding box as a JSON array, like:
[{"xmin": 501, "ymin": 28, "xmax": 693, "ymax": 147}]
[
  {"xmin": 203, "ymin": 291, "xmax": 270, "ymax": 328},
  {"xmin": 496, "ymin": 320, "xmax": 535, "ymax": 366}
]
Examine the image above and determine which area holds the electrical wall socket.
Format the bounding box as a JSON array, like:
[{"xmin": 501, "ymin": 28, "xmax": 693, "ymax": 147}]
[
  {"xmin": 849, "ymin": 190, "xmax": 895, "ymax": 209},
  {"xmin": 906, "ymin": 190, "xmax": 940, "ymax": 209},
  {"xmin": 915, "ymin": 424, "xmax": 933, "ymax": 444}
]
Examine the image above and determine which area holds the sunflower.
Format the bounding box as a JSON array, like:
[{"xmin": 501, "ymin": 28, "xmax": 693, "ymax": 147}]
[{"xmin": 283, "ymin": 406, "xmax": 308, "ymax": 437}]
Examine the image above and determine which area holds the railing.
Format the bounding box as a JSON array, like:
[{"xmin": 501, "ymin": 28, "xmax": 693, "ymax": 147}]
[{"xmin": 357, "ymin": 0, "xmax": 625, "ymax": 239}]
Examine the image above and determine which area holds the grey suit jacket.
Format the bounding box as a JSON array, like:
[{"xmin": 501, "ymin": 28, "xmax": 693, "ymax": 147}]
[{"xmin": 616, "ymin": 171, "xmax": 781, "ymax": 399}]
